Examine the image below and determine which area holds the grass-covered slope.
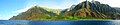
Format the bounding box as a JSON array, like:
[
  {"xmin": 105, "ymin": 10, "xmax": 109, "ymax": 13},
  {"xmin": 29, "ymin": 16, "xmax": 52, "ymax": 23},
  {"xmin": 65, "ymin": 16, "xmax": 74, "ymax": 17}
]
[
  {"xmin": 9, "ymin": 6, "xmax": 58, "ymax": 20},
  {"xmin": 10, "ymin": 1, "xmax": 120, "ymax": 20}
]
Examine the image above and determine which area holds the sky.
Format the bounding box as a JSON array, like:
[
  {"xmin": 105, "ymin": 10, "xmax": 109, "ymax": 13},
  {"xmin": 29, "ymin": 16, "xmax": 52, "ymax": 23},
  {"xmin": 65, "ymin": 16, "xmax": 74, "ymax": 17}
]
[{"xmin": 0, "ymin": 0, "xmax": 120, "ymax": 20}]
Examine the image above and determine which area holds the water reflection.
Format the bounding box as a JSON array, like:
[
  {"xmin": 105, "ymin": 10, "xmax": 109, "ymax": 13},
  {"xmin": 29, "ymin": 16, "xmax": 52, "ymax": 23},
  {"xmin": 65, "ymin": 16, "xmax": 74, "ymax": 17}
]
[
  {"xmin": 0, "ymin": 20, "xmax": 29, "ymax": 25},
  {"xmin": 0, "ymin": 20, "xmax": 120, "ymax": 25}
]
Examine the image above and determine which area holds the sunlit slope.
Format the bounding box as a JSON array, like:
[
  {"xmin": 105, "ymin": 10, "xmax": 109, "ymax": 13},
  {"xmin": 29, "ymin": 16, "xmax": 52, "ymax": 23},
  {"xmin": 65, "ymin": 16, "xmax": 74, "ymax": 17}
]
[
  {"xmin": 10, "ymin": 1, "xmax": 120, "ymax": 20},
  {"xmin": 9, "ymin": 6, "xmax": 58, "ymax": 20},
  {"xmin": 62, "ymin": 1, "xmax": 120, "ymax": 19}
]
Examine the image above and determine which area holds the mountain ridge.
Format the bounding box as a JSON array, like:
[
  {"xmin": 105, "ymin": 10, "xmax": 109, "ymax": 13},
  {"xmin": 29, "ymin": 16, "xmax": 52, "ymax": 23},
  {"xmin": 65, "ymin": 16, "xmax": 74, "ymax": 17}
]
[{"xmin": 10, "ymin": 1, "xmax": 120, "ymax": 20}]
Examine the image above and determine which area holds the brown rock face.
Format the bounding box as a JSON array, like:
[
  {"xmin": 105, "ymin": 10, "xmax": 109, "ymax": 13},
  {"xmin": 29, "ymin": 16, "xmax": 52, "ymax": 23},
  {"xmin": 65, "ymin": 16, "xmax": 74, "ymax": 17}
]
[
  {"xmin": 9, "ymin": 6, "xmax": 57, "ymax": 20},
  {"xmin": 10, "ymin": 1, "xmax": 120, "ymax": 20},
  {"xmin": 64, "ymin": 1, "xmax": 111, "ymax": 19}
]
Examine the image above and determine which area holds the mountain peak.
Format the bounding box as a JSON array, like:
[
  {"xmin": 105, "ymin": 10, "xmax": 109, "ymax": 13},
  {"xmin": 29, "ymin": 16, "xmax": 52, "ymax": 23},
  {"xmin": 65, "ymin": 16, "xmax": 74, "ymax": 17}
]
[
  {"xmin": 9, "ymin": 6, "xmax": 58, "ymax": 20},
  {"xmin": 63, "ymin": 1, "xmax": 120, "ymax": 19},
  {"xmin": 10, "ymin": 1, "xmax": 120, "ymax": 20}
]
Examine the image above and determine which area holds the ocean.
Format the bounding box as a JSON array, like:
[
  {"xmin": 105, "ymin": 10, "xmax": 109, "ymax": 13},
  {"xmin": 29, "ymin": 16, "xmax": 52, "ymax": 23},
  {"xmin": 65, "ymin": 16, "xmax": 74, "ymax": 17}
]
[{"xmin": 0, "ymin": 20, "xmax": 120, "ymax": 25}]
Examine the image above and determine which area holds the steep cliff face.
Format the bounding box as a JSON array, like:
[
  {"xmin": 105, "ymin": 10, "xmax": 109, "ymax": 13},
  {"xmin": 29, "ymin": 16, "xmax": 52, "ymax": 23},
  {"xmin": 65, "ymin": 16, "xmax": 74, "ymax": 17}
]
[
  {"xmin": 10, "ymin": 1, "xmax": 120, "ymax": 20},
  {"xmin": 63, "ymin": 1, "xmax": 120, "ymax": 19},
  {"xmin": 9, "ymin": 6, "xmax": 57, "ymax": 20}
]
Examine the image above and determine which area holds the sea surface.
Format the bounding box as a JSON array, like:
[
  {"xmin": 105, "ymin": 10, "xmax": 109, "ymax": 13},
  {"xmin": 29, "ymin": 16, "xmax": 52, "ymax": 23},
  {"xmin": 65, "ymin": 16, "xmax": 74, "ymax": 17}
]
[{"xmin": 0, "ymin": 20, "xmax": 120, "ymax": 25}]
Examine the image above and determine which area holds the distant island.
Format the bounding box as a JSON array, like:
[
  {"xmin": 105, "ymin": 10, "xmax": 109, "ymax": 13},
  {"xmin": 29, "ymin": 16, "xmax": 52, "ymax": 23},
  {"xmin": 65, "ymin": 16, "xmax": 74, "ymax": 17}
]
[{"xmin": 9, "ymin": 0, "xmax": 120, "ymax": 20}]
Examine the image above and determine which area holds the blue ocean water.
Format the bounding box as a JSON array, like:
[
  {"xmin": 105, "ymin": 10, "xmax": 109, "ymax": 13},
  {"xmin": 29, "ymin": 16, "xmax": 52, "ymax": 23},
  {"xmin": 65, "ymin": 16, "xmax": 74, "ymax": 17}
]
[{"xmin": 0, "ymin": 20, "xmax": 120, "ymax": 25}]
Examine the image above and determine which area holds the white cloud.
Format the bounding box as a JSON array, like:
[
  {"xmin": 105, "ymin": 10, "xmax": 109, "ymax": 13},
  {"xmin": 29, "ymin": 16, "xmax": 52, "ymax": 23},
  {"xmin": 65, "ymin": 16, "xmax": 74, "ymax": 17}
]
[
  {"xmin": 0, "ymin": 14, "xmax": 4, "ymax": 20},
  {"xmin": 96, "ymin": 0, "xmax": 120, "ymax": 7},
  {"xmin": 15, "ymin": 2, "xmax": 37, "ymax": 13},
  {"xmin": 10, "ymin": 2, "xmax": 38, "ymax": 20},
  {"xmin": 0, "ymin": 15, "xmax": 1, "ymax": 19},
  {"xmin": 79, "ymin": 0, "xmax": 120, "ymax": 7},
  {"xmin": 15, "ymin": 5, "xmax": 33, "ymax": 13},
  {"xmin": 0, "ymin": 14, "xmax": 8, "ymax": 20},
  {"xmin": 14, "ymin": 0, "xmax": 120, "ymax": 13},
  {"xmin": 0, "ymin": 14, "xmax": 19, "ymax": 20}
]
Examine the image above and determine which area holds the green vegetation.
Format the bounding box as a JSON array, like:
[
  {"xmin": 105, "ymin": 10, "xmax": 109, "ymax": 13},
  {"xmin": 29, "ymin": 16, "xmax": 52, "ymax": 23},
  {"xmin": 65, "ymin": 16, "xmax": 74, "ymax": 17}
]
[
  {"xmin": 29, "ymin": 14, "xmax": 111, "ymax": 20},
  {"xmin": 10, "ymin": 1, "xmax": 120, "ymax": 20}
]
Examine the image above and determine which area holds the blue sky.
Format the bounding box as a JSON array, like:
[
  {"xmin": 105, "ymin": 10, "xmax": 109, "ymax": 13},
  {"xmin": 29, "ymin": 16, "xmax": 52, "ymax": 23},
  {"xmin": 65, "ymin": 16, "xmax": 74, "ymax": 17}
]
[
  {"xmin": 0, "ymin": 0, "xmax": 80, "ymax": 20},
  {"xmin": 0, "ymin": 0, "xmax": 120, "ymax": 20}
]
